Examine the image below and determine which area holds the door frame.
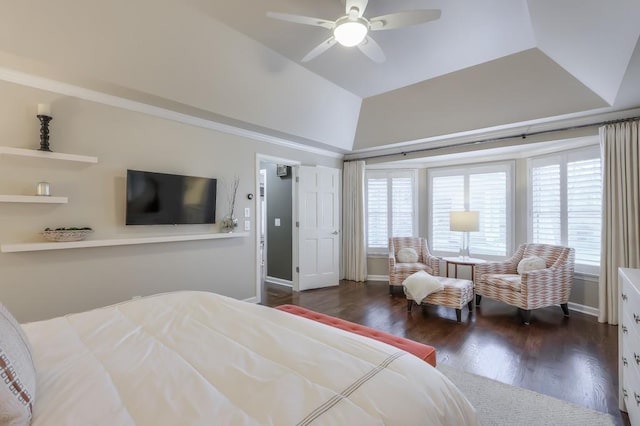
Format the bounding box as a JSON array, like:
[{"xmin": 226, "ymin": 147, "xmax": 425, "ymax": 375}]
[{"xmin": 254, "ymin": 154, "xmax": 301, "ymax": 303}]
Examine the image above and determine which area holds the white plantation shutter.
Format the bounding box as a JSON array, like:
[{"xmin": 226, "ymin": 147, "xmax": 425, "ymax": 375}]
[
  {"xmin": 531, "ymin": 164, "xmax": 561, "ymax": 245},
  {"xmin": 366, "ymin": 178, "xmax": 388, "ymax": 249},
  {"xmin": 432, "ymin": 176, "xmax": 464, "ymax": 252},
  {"xmin": 391, "ymin": 177, "xmax": 414, "ymax": 237},
  {"xmin": 529, "ymin": 146, "xmax": 601, "ymax": 273},
  {"xmin": 470, "ymin": 172, "xmax": 507, "ymax": 256},
  {"xmin": 567, "ymin": 157, "xmax": 602, "ymax": 266},
  {"xmin": 366, "ymin": 170, "xmax": 416, "ymax": 252},
  {"xmin": 430, "ymin": 163, "xmax": 512, "ymax": 257}
]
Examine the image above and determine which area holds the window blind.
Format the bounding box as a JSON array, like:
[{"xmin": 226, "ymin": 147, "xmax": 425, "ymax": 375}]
[
  {"xmin": 431, "ymin": 175, "xmax": 464, "ymax": 252},
  {"xmin": 366, "ymin": 171, "xmax": 416, "ymax": 252},
  {"xmin": 531, "ymin": 164, "xmax": 561, "ymax": 245},
  {"xmin": 366, "ymin": 177, "xmax": 388, "ymax": 249},
  {"xmin": 470, "ymin": 172, "xmax": 507, "ymax": 256},
  {"xmin": 430, "ymin": 163, "xmax": 512, "ymax": 257},
  {"xmin": 529, "ymin": 146, "xmax": 602, "ymax": 272},
  {"xmin": 567, "ymin": 158, "xmax": 602, "ymax": 266}
]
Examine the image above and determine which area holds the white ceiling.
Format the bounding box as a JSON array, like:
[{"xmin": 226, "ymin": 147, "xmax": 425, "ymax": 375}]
[
  {"xmin": 0, "ymin": 0, "xmax": 639, "ymax": 155},
  {"xmin": 203, "ymin": 0, "xmax": 540, "ymax": 98}
]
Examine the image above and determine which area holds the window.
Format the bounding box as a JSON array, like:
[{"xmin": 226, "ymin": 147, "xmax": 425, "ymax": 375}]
[
  {"xmin": 429, "ymin": 163, "xmax": 513, "ymax": 257},
  {"xmin": 529, "ymin": 146, "xmax": 602, "ymax": 273},
  {"xmin": 365, "ymin": 169, "xmax": 417, "ymax": 253}
]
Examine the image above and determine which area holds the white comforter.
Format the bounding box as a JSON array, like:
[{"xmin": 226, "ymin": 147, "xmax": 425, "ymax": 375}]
[{"xmin": 22, "ymin": 291, "xmax": 477, "ymax": 425}]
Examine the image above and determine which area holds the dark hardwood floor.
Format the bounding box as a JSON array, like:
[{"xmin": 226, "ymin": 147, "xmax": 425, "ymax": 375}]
[{"xmin": 262, "ymin": 280, "xmax": 629, "ymax": 426}]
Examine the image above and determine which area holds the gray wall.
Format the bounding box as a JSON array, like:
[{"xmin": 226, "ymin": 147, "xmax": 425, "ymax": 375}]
[
  {"xmin": 0, "ymin": 79, "xmax": 340, "ymax": 322},
  {"xmin": 262, "ymin": 162, "xmax": 293, "ymax": 281}
]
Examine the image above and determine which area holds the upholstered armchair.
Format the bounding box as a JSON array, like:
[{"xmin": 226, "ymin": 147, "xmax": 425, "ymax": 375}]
[
  {"xmin": 474, "ymin": 243, "xmax": 575, "ymax": 324},
  {"xmin": 388, "ymin": 237, "xmax": 440, "ymax": 294}
]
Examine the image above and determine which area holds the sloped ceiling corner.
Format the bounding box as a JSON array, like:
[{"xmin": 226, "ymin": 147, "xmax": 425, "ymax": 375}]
[
  {"xmin": 527, "ymin": 0, "xmax": 640, "ymax": 105},
  {"xmin": 0, "ymin": 0, "xmax": 361, "ymax": 152}
]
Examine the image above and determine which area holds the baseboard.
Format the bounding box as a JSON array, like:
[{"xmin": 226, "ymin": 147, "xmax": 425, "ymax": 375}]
[
  {"xmin": 366, "ymin": 275, "xmax": 389, "ymax": 282},
  {"xmin": 568, "ymin": 302, "xmax": 599, "ymax": 317},
  {"xmin": 243, "ymin": 296, "xmax": 259, "ymax": 304},
  {"xmin": 265, "ymin": 276, "xmax": 293, "ymax": 287}
]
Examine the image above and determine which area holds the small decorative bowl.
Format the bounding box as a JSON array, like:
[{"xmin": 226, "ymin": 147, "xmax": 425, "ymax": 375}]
[{"xmin": 42, "ymin": 229, "xmax": 93, "ymax": 242}]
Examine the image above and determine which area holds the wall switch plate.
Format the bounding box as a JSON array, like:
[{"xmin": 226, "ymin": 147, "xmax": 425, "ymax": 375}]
[
  {"xmin": 275, "ymin": 218, "xmax": 280, "ymax": 226},
  {"xmin": 244, "ymin": 207, "xmax": 250, "ymax": 218},
  {"xmin": 244, "ymin": 220, "xmax": 250, "ymax": 231}
]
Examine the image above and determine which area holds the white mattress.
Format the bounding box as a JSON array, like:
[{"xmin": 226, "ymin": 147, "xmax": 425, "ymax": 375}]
[{"xmin": 22, "ymin": 291, "xmax": 477, "ymax": 425}]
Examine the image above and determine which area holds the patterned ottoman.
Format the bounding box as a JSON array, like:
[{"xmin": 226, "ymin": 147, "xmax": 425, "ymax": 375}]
[
  {"xmin": 405, "ymin": 277, "xmax": 474, "ymax": 322},
  {"xmin": 275, "ymin": 304, "xmax": 437, "ymax": 366}
]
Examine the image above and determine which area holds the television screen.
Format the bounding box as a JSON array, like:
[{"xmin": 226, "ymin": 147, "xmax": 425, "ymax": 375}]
[{"xmin": 126, "ymin": 170, "xmax": 217, "ymax": 225}]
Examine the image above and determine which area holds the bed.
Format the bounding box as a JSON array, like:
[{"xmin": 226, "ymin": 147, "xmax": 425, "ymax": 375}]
[{"xmin": 4, "ymin": 291, "xmax": 477, "ymax": 425}]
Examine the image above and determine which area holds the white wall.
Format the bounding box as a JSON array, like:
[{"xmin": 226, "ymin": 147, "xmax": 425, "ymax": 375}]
[{"xmin": 0, "ymin": 80, "xmax": 341, "ymax": 322}]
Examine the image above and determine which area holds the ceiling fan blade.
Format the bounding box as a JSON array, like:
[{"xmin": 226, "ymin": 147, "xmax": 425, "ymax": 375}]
[
  {"xmin": 357, "ymin": 36, "xmax": 386, "ymax": 63},
  {"xmin": 266, "ymin": 12, "xmax": 334, "ymax": 30},
  {"xmin": 302, "ymin": 37, "xmax": 337, "ymax": 62},
  {"xmin": 345, "ymin": 0, "xmax": 368, "ymax": 17},
  {"xmin": 369, "ymin": 9, "xmax": 441, "ymax": 31}
]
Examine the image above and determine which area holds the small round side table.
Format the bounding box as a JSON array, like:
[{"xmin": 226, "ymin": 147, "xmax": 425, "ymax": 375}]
[{"xmin": 442, "ymin": 256, "xmax": 487, "ymax": 282}]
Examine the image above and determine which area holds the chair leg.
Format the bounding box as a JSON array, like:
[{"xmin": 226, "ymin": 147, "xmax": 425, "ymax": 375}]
[
  {"xmin": 407, "ymin": 300, "xmax": 413, "ymax": 312},
  {"xmin": 560, "ymin": 303, "xmax": 569, "ymax": 317},
  {"xmin": 389, "ymin": 285, "xmax": 394, "ymax": 295},
  {"xmin": 521, "ymin": 309, "xmax": 531, "ymax": 325},
  {"xmin": 467, "ymin": 300, "xmax": 473, "ymax": 312},
  {"xmin": 455, "ymin": 308, "xmax": 462, "ymax": 322},
  {"xmin": 475, "ymin": 295, "xmax": 482, "ymax": 306}
]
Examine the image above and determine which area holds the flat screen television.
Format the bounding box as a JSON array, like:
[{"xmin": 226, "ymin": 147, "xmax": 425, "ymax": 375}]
[{"xmin": 126, "ymin": 169, "xmax": 217, "ymax": 225}]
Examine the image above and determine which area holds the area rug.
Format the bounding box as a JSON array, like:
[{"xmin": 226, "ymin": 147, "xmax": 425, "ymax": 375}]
[{"xmin": 438, "ymin": 364, "xmax": 617, "ymax": 426}]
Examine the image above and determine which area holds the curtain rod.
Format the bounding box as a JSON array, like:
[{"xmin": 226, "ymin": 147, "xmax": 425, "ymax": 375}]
[{"xmin": 344, "ymin": 115, "xmax": 640, "ymax": 163}]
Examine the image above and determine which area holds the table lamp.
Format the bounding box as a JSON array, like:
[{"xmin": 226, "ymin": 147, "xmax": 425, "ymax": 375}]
[{"xmin": 450, "ymin": 211, "xmax": 479, "ymax": 260}]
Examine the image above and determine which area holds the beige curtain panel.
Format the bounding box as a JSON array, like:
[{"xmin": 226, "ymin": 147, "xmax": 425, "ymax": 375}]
[
  {"xmin": 599, "ymin": 120, "xmax": 640, "ymax": 324},
  {"xmin": 342, "ymin": 160, "xmax": 367, "ymax": 282}
]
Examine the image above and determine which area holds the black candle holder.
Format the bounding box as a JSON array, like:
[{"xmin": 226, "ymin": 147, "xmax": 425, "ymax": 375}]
[{"xmin": 37, "ymin": 114, "xmax": 52, "ymax": 152}]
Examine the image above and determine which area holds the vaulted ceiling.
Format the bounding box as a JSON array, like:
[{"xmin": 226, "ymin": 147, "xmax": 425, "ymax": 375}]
[{"xmin": 0, "ymin": 0, "xmax": 639, "ymax": 155}]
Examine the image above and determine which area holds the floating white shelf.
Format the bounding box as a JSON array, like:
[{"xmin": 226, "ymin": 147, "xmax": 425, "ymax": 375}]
[
  {"xmin": 0, "ymin": 232, "xmax": 249, "ymax": 253},
  {"xmin": 0, "ymin": 195, "xmax": 68, "ymax": 204},
  {"xmin": 0, "ymin": 146, "xmax": 98, "ymax": 163}
]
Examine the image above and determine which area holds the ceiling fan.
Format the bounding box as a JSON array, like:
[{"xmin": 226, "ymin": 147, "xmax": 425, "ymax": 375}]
[{"xmin": 267, "ymin": 0, "xmax": 441, "ymax": 63}]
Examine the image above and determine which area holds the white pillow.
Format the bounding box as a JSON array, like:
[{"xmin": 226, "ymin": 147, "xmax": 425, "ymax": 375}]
[
  {"xmin": 517, "ymin": 256, "xmax": 547, "ymax": 275},
  {"xmin": 403, "ymin": 271, "xmax": 444, "ymax": 303},
  {"xmin": 397, "ymin": 248, "xmax": 419, "ymax": 263},
  {"xmin": 0, "ymin": 302, "xmax": 36, "ymax": 425}
]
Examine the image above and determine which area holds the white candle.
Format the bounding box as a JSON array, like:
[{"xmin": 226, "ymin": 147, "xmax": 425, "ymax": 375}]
[{"xmin": 37, "ymin": 103, "xmax": 51, "ymax": 116}]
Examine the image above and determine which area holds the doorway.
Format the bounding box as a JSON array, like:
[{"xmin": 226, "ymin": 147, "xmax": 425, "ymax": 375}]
[{"xmin": 255, "ymin": 155, "xmax": 299, "ymax": 302}]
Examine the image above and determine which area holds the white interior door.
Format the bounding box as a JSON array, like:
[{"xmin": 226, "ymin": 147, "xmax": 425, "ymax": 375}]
[{"xmin": 297, "ymin": 165, "xmax": 340, "ymax": 291}]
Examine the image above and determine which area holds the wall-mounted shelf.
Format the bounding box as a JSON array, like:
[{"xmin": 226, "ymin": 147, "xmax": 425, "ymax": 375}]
[
  {"xmin": 0, "ymin": 146, "xmax": 98, "ymax": 163},
  {"xmin": 0, "ymin": 195, "xmax": 68, "ymax": 204},
  {"xmin": 0, "ymin": 232, "xmax": 249, "ymax": 253}
]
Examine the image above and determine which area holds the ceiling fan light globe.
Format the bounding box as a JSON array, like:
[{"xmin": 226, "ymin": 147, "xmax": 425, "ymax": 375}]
[{"xmin": 333, "ymin": 20, "xmax": 368, "ymax": 47}]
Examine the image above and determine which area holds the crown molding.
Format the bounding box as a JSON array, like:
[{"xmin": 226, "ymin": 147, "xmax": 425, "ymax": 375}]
[{"xmin": 346, "ymin": 106, "xmax": 640, "ymax": 162}]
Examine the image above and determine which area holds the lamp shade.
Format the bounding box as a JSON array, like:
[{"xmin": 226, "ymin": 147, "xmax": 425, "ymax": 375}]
[
  {"xmin": 450, "ymin": 211, "xmax": 479, "ymax": 232},
  {"xmin": 333, "ymin": 19, "xmax": 368, "ymax": 47}
]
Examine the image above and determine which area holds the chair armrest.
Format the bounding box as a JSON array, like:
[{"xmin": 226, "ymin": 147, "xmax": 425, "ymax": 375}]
[
  {"xmin": 521, "ymin": 266, "xmax": 573, "ymax": 291},
  {"xmin": 388, "ymin": 252, "xmax": 396, "ymax": 270},
  {"xmin": 426, "ymin": 254, "xmax": 441, "ymax": 276},
  {"xmin": 474, "ymin": 260, "xmax": 517, "ymax": 282}
]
